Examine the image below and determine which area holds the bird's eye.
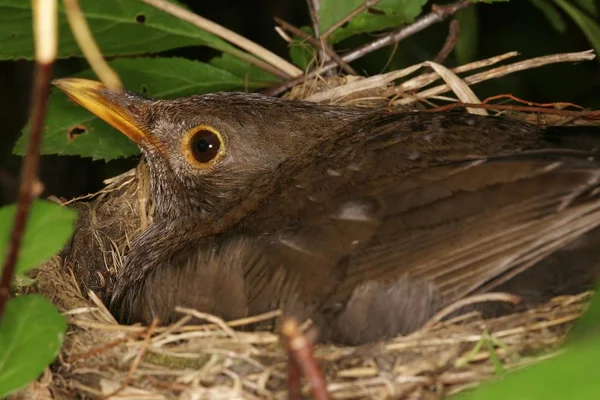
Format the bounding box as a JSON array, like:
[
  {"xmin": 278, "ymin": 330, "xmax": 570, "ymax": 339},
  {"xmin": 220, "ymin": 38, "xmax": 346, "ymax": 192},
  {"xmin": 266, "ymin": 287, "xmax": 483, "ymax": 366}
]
[{"xmin": 182, "ymin": 125, "xmax": 225, "ymax": 168}]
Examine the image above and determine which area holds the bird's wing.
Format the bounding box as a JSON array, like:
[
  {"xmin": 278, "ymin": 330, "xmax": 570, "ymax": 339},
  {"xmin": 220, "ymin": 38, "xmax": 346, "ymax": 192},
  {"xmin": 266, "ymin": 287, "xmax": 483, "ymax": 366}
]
[
  {"xmin": 335, "ymin": 151, "xmax": 600, "ymax": 303},
  {"xmin": 244, "ymin": 150, "xmax": 600, "ymax": 316}
]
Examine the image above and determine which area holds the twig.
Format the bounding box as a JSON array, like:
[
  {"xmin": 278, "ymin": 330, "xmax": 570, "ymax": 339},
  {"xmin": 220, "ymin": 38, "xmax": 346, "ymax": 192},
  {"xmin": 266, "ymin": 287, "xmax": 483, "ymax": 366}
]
[
  {"xmin": 394, "ymin": 50, "xmax": 597, "ymax": 107},
  {"xmin": 425, "ymin": 60, "xmax": 486, "ymax": 115},
  {"xmin": 283, "ymin": 318, "xmax": 330, "ymax": 400},
  {"xmin": 321, "ymin": 0, "xmax": 382, "ymax": 40},
  {"xmin": 0, "ymin": 0, "xmax": 56, "ymax": 320},
  {"xmin": 318, "ymin": 0, "xmax": 382, "ymax": 70},
  {"xmin": 102, "ymin": 318, "xmax": 159, "ymax": 399},
  {"xmin": 383, "ymin": 51, "xmax": 519, "ymax": 98},
  {"xmin": 424, "ymin": 102, "xmax": 600, "ymax": 119},
  {"xmin": 175, "ymin": 306, "xmax": 239, "ymax": 339},
  {"xmin": 433, "ymin": 19, "xmax": 460, "ymax": 65},
  {"xmin": 274, "ymin": 17, "xmax": 356, "ymax": 75},
  {"xmin": 306, "ymin": 0, "xmax": 326, "ymax": 63},
  {"xmin": 287, "ymin": 351, "xmax": 302, "ymax": 400},
  {"xmin": 140, "ymin": 0, "xmax": 302, "ymax": 79},
  {"xmin": 67, "ymin": 330, "xmax": 144, "ymax": 363},
  {"xmin": 265, "ymin": 0, "xmax": 472, "ymax": 96},
  {"xmin": 306, "ymin": 52, "xmax": 520, "ymax": 103},
  {"xmin": 307, "ymin": 0, "xmax": 320, "ymax": 38},
  {"xmin": 63, "ymin": 0, "xmax": 122, "ymax": 89},
  {"xmin": 482, "ymin": 94, "xmax": 585, "ymax": 110},
  {"xmin": 423, "ymin": 293, "xmax": 521, "ymax": 329}
]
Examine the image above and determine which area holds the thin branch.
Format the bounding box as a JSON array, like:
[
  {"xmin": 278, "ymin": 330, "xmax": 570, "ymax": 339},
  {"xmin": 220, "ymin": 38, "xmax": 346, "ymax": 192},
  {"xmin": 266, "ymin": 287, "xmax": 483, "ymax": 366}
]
[
  {"xmin": 102, "ymin": 319, "xmax": 159, "ymax": 399},
  {"xmin": 283, "ymin": 318, "xmax": 330, "ymax": 400},
  {"xmin": 393, "ymin": 50, "xmax": 596, "ymax": 107},
  {"xmin": 482, "ymin": 93, "xmax": 585, "ymax": 109},
  {"xmin": 321, "ymin": 0, "xmax": 381, "ymax": 40},
  {"xmin": 306, "ymin": 0, "xmax": 326, "ymax": 63},
  {"xmin": 423, "ymin": 102, "xmax": 600, "ymax": 119},
  {"xmin": 140, "ymin": 0, "xmax": 302, "ymax": 78},
  {"xmin": 274, "ymin": 17, "xmax": 356, "ymax": 75},
  {"xmin": 265, "ymin": 0, "xmax": 473, "ymax": 96},
  {"xmin": 423, "ymin": 293, "xmax": 521, "ymax": 329},
  {"xmin": 63, "ymin": 0, "xmax": 122, "ymax": 89},
  {"xmin": 0, "ymin": 0, "xmax": 57, "ymax": 320},
  {"xmin": 307, "ymin": 0, "xmax": 320, "ymax": 38},
  {"xmin": 432, "ymin": 18, "xmax": 460, "ymax": 65}
]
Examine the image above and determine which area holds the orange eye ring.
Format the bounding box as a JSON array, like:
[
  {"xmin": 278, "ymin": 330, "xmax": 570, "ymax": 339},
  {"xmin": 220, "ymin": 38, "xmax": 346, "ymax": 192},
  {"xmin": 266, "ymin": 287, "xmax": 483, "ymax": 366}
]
[{"xmin": 181, "ymin": 125, "xmax": 225, "ymax": 168}]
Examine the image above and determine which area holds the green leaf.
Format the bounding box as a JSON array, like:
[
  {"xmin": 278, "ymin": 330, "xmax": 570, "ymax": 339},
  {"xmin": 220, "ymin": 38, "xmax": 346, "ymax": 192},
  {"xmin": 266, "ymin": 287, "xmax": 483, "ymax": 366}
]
[
  {"xmin": 320, "ymin": 0, "xmax": 427, "ymax": 44},
  {"xmin": 0, "ymin": 0, "xmax": 238, "ymax": 60},
  {"xmin": 209, "ymin": 53, "xmax": 280, "ymax": 86},
  {"xmin": 554, "ymin": 0, "xmax": 600, "ymax": 62},
  {"xmin": 568, "ymin": 293, "xmax": 600, "ymax": 341},
  {"xmin": 290, "ymin": 41, "xmax": 316, "ymax": 70},
  {"xmin": 0, "ymin": 295, "xmax": 67, "ymax": 397},
  {"xmin": 454, "ymin": 6, "xmax": 479, "ymax": 64},
  {"xmin": 455, "ymin": 337, "xmax": 600, "ymax": 399},
  {"xmin": 0, "ymin": 200, "xmax": 76, "ymax": 275},
  {"xmin": 574, "ymin": 0, "xmax": 598, "ymax": 16},
  {"xmin": 457, "ymin": 290, "xmax": 600, "ymax": 400},
  {"xmin": 14, "ymin": 58, "xmax": 256, "ymax": 160},
  {"xmin": 288, "ymin": 26, "xmax": 317, "ymax": 70},
  {"xmin": 530, "ymin": 0, "xmax": 567, "ymax": 33}
]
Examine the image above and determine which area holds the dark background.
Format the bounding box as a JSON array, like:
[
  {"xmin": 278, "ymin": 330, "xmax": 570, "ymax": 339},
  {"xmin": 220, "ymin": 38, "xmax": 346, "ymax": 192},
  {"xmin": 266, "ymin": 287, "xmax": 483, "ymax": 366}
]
[{"xmin": 1, "ymin": 0, "xmax": 599, "ymax": 205}]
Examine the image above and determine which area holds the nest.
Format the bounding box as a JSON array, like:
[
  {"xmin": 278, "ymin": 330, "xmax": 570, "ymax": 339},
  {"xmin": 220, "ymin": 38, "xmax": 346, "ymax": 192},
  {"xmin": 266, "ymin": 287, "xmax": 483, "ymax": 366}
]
[{"xmin": 15, "ymin": 50, "xmax": 600, "ymax": 399}]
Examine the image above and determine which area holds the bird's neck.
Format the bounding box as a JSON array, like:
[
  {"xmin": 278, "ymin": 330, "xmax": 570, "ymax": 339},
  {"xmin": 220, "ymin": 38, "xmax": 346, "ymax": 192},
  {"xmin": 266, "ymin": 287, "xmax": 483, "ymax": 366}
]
[{"xmin": 119, "ymin": 218, "xmax": 197, "ymax": 287}]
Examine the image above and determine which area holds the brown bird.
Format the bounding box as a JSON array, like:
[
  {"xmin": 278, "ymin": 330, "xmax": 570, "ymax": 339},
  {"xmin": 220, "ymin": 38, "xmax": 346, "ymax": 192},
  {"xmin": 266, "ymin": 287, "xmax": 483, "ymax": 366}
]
[{"xmin": 55, "ymin": 78, "xmax": 600, "ymax": 345}]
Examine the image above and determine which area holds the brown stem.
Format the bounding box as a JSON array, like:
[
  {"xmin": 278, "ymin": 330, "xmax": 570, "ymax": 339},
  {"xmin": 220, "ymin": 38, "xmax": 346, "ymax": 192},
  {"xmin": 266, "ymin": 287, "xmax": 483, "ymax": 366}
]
[
  {"xmin": 306, "ymin": 0, "xmax": 325, "ymax": 63},
  {"xmin": 287, "ymin": 357, "xmax": 302, "ymax": 400},
  {"xmin": 274, "ymin": 17, "xmax": 356, "ymax": 75},
  {"xmin": 432, "ymin": 18, "xmax": 461, "ymax": 65},
  {"xmin": 0, "ymin": 63, "xmax": 53, "ymax": 320},
  {"xmin": 283, "ymin": 318, "xmax": 330, "ymax": 400},
  {"xmin": 265, "ymin": 0, "xmax": 473, "ymax": 96},
  {"xmin": 424, "ymin": 102, "xmax": 600, "ymax": 119}
]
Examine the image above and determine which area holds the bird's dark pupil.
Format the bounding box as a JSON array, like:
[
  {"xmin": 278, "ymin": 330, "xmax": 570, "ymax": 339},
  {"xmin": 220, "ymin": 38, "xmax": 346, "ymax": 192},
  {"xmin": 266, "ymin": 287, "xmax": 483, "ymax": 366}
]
[
  {"xmin": 197, "ymin": 140, "xmax": 210, "ymax": 152},
  {"xmin": 190, "ymin": 130, "xmax": 220, "ymax": 163}
]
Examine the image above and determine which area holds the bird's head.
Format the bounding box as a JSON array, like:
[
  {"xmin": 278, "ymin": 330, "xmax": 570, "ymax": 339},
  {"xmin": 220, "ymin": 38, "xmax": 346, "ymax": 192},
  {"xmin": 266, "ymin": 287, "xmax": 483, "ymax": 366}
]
[{"xmin": 54, "ymin": 78, "xmax": 362, "ymax": 230}]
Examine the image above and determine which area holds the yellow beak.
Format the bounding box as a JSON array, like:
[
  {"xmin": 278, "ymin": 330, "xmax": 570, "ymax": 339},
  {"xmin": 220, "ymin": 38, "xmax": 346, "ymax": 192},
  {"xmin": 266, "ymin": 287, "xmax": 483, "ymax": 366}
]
[{"xmin": 53, "ymin": 78, "xmax": 155, "ymax": 147}]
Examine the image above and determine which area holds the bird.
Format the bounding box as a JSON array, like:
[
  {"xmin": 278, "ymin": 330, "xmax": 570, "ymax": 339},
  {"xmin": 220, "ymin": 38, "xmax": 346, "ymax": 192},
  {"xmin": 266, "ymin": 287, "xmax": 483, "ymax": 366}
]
[{"xmin": 55, "ymin": 77, "xmax": 600, "ymax": 345}]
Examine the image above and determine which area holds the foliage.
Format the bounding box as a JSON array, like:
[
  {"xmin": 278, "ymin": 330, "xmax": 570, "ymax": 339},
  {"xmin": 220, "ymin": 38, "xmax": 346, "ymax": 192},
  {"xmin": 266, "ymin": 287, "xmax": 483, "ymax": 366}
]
[
  {"xmin": 0, "ymin": 295, "xmax": 67, "ymax": 397},
  {"xmin": 0, "ymin": 201, "xmax": 77, "ymax": 274},
  {"xmin": 0, "ymin": 201, "xmax": 74, "ymax": 396},
  {"xmin": 15, "ymin": 57, "xmax": 274, "ymax": 160},
  {"xmin": 319, "ymin": 0, "xmax": 427, "ymax": 43},
  {"xmin": 457, "ymin": 292, "xmax": 600, "ymax": 400},
  {"xmin": 1, "ymin": 0, "xmax": 600, "ymax": 396},
  {"xmin": 3, "ymin": 0, "xmax": 598, "ymax": 161}
]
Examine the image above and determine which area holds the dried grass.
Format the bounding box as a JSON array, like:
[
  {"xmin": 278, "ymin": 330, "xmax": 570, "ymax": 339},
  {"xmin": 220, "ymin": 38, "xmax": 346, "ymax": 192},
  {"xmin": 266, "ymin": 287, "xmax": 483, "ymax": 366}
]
[{"xmin": 17, "ymin": 50, "xmax": 599, "ymax": 399}]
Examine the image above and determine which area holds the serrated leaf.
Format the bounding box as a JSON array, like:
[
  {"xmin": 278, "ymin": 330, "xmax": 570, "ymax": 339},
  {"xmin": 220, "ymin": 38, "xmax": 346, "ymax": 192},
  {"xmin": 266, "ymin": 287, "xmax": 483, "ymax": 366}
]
[
  {"xmin": 209, "ymin": 53, "xmax": 280, "ymax": 86},
  {"xmin": 14, "ymin": 58, "xmax": 255, "ymax": 160},
  {"xmin": 531, "ymin": 0, "xmax": 567, "ymax": 33},
  {"xmin": 0, "ymin": 0, "xmax": 238, "ymax": 60},
  {"xmin": 0, "ymin": 200, "xmax": 77, "ymax": 275},
  {"xmin": 554, "ymin": 0, "xmax": 600, "ymax": 63},
  {"xmin": 0, "ymin": 295, "xmax": 67, "ymax": 397},
  {"xmin": 320, "ymin": 0, "xmax": 427, "ymax": 44},
  {"xmin": 454, "ymin": 7, "xmax": 479, "ymax": 64}
]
